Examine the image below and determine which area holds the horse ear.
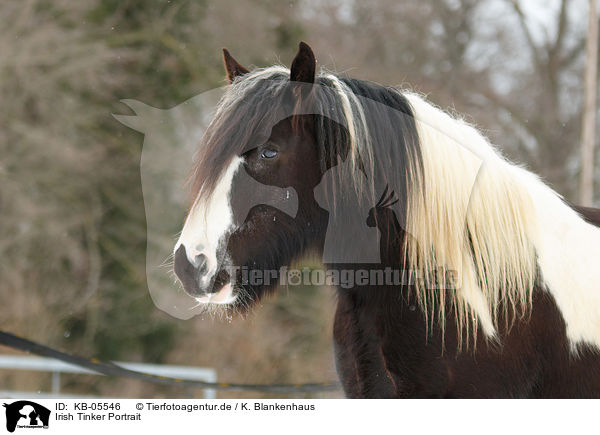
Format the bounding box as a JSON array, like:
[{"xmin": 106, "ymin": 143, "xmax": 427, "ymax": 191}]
[
  {"xmin": 222, "ymin": 48, "xmax": 250, "ymax": 83},
  {"xmin": 290, "ymin": 42, "xmax": 316, "ymax": 84}
]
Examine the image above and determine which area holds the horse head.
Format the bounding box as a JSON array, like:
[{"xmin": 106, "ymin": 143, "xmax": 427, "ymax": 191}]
[{"xmin": 173, "ymin": 43, "xmax": 340, "ymax": 309}]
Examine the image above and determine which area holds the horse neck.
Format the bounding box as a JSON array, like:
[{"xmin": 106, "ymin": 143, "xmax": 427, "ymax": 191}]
[
  {"xmin": 336, "ymin": 207, "xmax": 409, "ymax": 305},
  {"xmin": 520, "ymin": 170, "xmax": 600, "ymax": 347},
  {"xmin": 373, "ymin": 208, "xmax": 405, "ymax": 265}
]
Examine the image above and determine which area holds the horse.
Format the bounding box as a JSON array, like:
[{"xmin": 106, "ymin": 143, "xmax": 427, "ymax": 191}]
[{"xmin": 173, "ymin": 42, "xmax": 600, "ymax": 398}]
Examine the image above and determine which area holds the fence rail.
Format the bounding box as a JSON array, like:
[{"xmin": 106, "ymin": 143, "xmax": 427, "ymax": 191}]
[
  {"xmin": 0, "ymin": 355, "xmax": 217, "ymax": 399},
  {"xmin": 0, "ymin": 331, "xmax": 340, "ymax": 394}
]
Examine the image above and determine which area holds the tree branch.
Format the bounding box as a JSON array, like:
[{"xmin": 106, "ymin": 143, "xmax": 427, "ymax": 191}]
[{"xmin": 506, "ymin": 0, "xmax": 545, "ymax": 71}]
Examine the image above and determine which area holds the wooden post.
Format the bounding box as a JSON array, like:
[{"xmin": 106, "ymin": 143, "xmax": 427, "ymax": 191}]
[{"xmin": 579, "ymin": 0, "xmax": 598, "ymax": 206}]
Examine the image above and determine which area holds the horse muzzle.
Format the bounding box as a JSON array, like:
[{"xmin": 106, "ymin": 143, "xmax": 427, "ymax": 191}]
[{"xmin": 174, "ymin": 245, "xmax": 236, "ymax": 304}]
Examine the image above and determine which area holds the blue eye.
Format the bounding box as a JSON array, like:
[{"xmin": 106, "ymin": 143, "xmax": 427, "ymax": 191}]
[{"xmin": 260, "ymin": 148, "xmax": 278, "ymax": 160}]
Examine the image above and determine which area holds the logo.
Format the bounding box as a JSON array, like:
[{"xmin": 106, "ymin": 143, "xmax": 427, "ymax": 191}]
[{"xmin": 2, "ymin": 401, "xmax": 50, "ymax": 433}]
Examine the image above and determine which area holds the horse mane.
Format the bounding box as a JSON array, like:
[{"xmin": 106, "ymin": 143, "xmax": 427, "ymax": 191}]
[
  {"xmin": 403, "ymin": 94, "xmax": 537, "ymax": 346},
  {"xmin": 193, "ymin": 64, "xmax": 600, "ymax": 350},
  {"xmin": 405, "ymin": 93, "xmax": 600, "ymax": 351}
]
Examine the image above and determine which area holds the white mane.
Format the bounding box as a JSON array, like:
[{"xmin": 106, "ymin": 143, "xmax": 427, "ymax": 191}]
[{"xmin": 404, "ymin": 93, "xmax": 600, "ymax": 351}]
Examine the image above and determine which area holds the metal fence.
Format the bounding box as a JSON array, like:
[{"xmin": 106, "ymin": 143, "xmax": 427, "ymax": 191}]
[{"xmin": 0, "ymin": 355, "xmax": 217, "ymax": 399}]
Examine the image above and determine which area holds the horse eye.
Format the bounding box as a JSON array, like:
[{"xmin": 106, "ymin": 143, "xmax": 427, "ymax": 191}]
[{"xmin": 260, "ymin": 148, "xmax": 278, "ymax": 160}]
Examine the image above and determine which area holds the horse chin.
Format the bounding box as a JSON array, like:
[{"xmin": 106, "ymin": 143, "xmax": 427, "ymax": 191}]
[{"xmin": 194, "ymin": 283, "xmax": 237, "ymax": 306}]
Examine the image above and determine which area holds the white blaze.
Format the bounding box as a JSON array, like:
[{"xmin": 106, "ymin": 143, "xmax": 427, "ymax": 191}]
[{"xmin": 174, "ymin": 157, "xmax": 243, "ymax": 290}]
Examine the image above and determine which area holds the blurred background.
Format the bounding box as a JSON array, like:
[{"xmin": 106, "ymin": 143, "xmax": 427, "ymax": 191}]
[{"xmin": 0, "ymin": 0, "xmax": 595, "ymax": 398}]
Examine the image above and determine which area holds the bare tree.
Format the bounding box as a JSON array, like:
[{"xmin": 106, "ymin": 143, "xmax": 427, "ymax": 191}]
[
  {"xmin": 305, "ymin": 0, "xmax": 587, "ymax": 198},
  {"xmin": 579, "ymin": 0, "xmax": 598, "ymax": 206}
]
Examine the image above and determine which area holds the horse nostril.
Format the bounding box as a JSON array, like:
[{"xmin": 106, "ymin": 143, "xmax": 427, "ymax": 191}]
[
  {"xmin": 174, "ymin": 245, "xmax": 203, "ymax": 296},
  {"xmin": 196, "ymin": 253, "xmax": 209, "ymax": 280}
]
